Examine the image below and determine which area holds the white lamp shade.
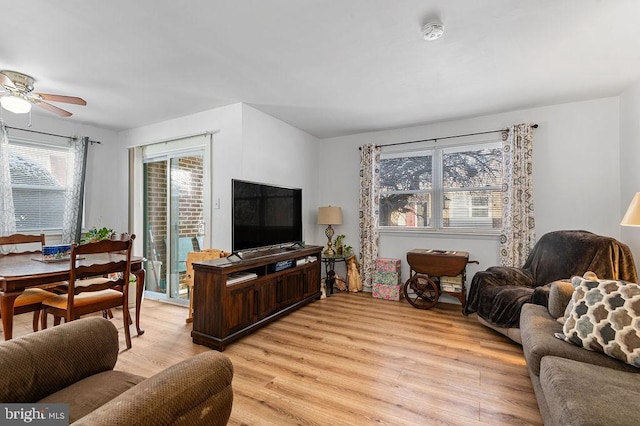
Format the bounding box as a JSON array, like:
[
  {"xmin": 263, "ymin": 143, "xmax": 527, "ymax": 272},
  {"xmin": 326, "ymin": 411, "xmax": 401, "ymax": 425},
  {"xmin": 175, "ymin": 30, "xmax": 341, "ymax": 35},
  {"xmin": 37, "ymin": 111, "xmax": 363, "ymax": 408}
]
[
  {"xmin": 1, "ymin": 95, "xmax": 32, "ymax": 114},
  {"xmin": 621, "ymin": 192, "xmax": 640, "ymax": 226},
  {"xmin": 317, "ymin": 206, "xmax": 342, "ymax": 225}
]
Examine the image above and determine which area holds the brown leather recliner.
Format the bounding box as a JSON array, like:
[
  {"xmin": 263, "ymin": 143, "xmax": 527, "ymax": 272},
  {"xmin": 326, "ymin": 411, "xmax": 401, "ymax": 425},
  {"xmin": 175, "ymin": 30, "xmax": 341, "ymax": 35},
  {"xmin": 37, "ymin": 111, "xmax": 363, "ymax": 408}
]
[{"xmin": 464, "ymin": 230, "xmax": 638, "ymax": 343}]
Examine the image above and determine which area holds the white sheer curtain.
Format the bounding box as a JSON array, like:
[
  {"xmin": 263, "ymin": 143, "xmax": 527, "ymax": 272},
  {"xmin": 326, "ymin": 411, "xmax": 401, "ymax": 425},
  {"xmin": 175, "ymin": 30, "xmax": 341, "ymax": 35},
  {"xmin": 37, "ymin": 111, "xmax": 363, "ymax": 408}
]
[
  {"xmin": 500, "ymin": 123, "xmax": 536, "ymax": 267},
  {"xmin": 359, "ymin": 144, "xmax": 381, "ymax": 289},
  {"xmin": 0, "ymin": 124, "xmax": 17, "ymax": 243},
  {"xmin": 61, "ymin": 136, "xmax": 89, "ymax": 244}
]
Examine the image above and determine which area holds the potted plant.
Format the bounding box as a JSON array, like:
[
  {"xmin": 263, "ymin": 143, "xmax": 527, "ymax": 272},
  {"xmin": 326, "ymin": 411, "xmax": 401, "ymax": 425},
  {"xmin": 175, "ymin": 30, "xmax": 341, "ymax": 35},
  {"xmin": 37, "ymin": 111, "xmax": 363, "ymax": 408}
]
[{"xmin": 81, "ymin": 227, "xmax": 114, "ymax": 243}]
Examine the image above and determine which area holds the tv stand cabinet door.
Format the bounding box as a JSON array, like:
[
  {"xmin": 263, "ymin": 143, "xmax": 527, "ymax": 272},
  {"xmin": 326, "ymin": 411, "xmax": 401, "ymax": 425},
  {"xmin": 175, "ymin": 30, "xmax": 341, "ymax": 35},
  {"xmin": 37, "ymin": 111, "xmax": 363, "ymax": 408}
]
[
  {"xmin": 256, "ymin": 278, "xmax": 279, "ymax": 320},
  {"xmin": 224, "ymin": 283, "xmax": 255, "ymax": 334},
  {"xmin": 302, "ymin": 263, "xmax": 321, "ymax": 298},
  {"xmin": 278, "ymin": 271, "xmax": 304, "ymax": 308}
]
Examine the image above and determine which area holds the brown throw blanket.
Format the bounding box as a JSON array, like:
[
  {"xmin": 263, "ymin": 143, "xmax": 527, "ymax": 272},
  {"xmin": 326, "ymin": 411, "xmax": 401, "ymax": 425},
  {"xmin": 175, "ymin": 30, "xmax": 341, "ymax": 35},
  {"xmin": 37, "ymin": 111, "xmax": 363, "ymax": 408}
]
[{"xmin": 464, "ymin": 230, "xmax": 638, "ymax": 327}]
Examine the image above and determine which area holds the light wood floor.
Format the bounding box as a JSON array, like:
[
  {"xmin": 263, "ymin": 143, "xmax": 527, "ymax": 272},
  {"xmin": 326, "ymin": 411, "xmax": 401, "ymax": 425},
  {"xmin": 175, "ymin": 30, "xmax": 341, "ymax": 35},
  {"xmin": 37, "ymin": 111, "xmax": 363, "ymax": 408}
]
[{"xmin": 10, "ymin": 293, "xmax": 542, "ymax": 425}]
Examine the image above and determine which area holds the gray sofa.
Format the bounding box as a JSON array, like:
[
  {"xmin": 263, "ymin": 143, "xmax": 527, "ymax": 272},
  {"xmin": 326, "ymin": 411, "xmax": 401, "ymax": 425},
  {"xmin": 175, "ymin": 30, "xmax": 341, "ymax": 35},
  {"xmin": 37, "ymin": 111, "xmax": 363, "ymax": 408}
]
[
  {"xmin": 0, "ymin": 317, "xmax": 234, "ymax": 425},
  {"xmin": 520, "ymin": 281, "xmax": 640, "ymax": 426}
]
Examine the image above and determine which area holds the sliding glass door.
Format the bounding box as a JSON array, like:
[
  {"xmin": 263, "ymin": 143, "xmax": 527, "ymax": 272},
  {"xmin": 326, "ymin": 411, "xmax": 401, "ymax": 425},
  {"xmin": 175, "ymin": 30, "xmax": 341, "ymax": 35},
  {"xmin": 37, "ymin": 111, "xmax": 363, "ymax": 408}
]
[{"xmin": 143, "ymin": 150, "xmax": 205, "ymax": 304}]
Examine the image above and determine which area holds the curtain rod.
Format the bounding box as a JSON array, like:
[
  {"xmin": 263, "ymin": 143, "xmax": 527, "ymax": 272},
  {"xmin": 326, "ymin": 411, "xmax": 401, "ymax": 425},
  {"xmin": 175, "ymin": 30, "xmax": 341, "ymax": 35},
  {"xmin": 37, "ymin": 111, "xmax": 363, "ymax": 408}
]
[
  {"xmin": 362, "ymin": 124, "xmax": 539, "ymax": 150},
  {"xmin": 4, "ymin": 125, "xmax": 101, "ymax": 144},
  {"xmin": 139, "ymin": 130, "xmax": 219, "ymax": 147}
]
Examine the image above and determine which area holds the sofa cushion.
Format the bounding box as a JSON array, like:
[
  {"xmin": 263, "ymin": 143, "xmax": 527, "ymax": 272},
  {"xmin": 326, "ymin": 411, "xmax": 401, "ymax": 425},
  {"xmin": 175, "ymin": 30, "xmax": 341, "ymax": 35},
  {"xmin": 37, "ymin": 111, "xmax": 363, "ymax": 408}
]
[
  {"xmin": 38, "ymin": 370, "xmax": 145, "ymax": 423},
  {"xmin": 520, "ymin": 304, "xmax": 639, "ymax": 377},
  {"xmin": 540, "ymin": 356, "xmax": 640, "ymax": 426},
  {"xmin": 562, "ymin": 277, "xmax": 640, "ymax": 367},
  {"xmin": 547, "ymin": 279, "xmax": 572, "ymax": 319}
]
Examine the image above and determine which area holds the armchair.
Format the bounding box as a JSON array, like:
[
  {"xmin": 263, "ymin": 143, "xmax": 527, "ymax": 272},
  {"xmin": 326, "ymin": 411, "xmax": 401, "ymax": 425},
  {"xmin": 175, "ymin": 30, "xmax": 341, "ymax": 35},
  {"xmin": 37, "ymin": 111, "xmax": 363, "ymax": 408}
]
[
  {"xmin": 463, "ymin": 230, "xmax": 638, "ymax": 343},
  {"xmin": 0, "ymin": 316, "xmax": 233, "ymax": 425}
]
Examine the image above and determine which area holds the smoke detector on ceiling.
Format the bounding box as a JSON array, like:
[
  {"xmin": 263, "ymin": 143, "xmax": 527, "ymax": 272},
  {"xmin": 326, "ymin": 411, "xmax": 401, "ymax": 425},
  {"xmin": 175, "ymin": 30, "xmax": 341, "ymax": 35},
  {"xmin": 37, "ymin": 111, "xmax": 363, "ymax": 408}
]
[{"xmin": 422, "ymin": 22, "xmax": 444, "ymax": 41}]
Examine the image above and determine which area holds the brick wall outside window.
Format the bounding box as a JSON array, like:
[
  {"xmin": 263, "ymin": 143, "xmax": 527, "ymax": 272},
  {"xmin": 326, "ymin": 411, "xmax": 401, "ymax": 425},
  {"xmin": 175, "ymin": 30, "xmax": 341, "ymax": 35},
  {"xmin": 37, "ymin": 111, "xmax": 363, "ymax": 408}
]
[{"xmin": 144, "ymin": 156, "xmax": 204, "ymax": 296}]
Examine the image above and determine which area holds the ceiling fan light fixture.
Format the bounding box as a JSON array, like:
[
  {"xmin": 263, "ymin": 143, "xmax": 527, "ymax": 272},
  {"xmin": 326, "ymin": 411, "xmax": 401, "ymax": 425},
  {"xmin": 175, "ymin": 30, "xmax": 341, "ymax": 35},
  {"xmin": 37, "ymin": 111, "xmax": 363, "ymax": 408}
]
[{"xmin": 1, "ymin": 95, "xmax": 32, "ymax": 114}]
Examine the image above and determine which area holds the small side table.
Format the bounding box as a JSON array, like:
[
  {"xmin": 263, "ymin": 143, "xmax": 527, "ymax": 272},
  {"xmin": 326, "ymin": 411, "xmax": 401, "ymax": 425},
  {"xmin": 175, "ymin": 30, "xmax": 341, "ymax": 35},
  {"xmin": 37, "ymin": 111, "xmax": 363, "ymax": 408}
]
[
  {"xmin": 404, "ymin": 249, "xmax": 478, "ymax": 311},
  {"xmin": 321, "ymin": 255, "xmax": 350, "ymax": 295}
]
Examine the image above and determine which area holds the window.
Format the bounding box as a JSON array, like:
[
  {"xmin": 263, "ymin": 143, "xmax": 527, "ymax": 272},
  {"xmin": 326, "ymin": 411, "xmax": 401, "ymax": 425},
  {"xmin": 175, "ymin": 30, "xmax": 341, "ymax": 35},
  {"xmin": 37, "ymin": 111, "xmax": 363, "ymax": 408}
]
[
  {"xmin": 379, "ymin": 152, "xmax": 433, "ymax": 227},
  {"xmin": 379, "ymin": 141, "xmax": 503, "ymax": 231},
  {"xmin": 8, "ymin": 138, "xmax": 75, "ymax": 231}
]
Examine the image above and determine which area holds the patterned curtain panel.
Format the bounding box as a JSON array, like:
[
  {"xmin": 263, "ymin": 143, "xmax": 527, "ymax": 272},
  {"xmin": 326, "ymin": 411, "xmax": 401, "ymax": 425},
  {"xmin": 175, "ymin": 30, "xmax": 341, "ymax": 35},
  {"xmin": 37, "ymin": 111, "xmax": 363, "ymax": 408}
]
[
  {"xmin": 359, "ymin": 144, "xmax": 381, "ymax": 289},
  {"xmin": 61, "ymin": 136, "xmax": 89, "ymax": 244},
  {"xmin": 500, "ymin": 123, "xmax": 536, "ymax": 267},
  {"xmin": 0, "ymin": 124, "xmax": 17, "ymax": 244}
]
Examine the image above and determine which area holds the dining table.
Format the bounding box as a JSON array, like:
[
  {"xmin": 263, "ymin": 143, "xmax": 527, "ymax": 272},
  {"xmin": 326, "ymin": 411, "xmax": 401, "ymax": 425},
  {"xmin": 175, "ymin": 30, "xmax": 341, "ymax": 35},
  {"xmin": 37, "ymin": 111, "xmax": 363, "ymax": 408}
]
[{"xmin": 0, "ymin": 252, "xmax": 146, "ymax": 340}]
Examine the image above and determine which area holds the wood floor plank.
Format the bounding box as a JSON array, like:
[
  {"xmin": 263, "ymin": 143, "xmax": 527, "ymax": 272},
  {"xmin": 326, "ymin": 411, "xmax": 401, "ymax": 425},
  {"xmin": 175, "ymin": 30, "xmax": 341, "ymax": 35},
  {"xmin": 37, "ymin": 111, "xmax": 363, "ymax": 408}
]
[{"xmin": 7, "ymin": 292, "xmax": 542, "ymax": 425}]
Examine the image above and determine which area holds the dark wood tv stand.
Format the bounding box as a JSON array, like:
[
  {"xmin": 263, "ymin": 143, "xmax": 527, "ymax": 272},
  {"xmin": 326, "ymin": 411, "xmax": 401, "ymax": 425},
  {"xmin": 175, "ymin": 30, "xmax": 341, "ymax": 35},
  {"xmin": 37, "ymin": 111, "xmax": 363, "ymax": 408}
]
[{"xmin": 191, "ymin": 245, "xmax": 322, "ymax": 351}]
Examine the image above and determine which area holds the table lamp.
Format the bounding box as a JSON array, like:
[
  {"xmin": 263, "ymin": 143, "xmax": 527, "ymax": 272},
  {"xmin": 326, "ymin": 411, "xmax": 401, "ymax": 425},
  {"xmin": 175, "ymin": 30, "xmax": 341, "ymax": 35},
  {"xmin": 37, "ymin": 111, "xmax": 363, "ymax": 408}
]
[
  {"xmin": 318, "ymin": 206, "xmax": 342, "ymax": 256},
  {"xmin": 621, "ymin": 192, "xmax": 640, "ymax": 226}
]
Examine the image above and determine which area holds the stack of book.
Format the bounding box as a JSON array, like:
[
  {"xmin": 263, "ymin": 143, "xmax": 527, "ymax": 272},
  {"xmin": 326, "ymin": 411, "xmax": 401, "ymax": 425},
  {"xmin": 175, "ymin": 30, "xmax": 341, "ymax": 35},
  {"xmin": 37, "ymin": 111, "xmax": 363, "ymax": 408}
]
[
  {"xmin": 295, "ymin": 256, "xmax": 317, "ymax": 266},
  {"xmin": 226, "ymin": 271, "xmax": 258, "ymax": 286},
  {"xmin": 440, "ymin": 275, "xmax": 463, "ymax": 293}
]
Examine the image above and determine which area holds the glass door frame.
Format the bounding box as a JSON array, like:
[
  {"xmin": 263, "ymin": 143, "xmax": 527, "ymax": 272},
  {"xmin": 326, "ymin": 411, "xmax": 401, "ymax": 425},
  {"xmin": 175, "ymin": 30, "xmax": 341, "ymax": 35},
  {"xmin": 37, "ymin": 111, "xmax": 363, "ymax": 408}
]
[{"xmin": 130, "ymin": 134, "xmax": 212, "ymax": 305}]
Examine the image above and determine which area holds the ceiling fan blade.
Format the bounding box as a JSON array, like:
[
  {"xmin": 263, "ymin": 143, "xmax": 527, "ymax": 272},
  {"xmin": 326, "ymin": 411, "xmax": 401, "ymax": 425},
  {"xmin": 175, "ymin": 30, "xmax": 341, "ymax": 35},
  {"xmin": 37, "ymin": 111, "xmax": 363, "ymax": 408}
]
[
  {"xmin": 35, "ymin": 93, "xmax": 86, "ymax": 105},
  {"xmin": 0, "ymin": 72, "xmax": 16, "ymax": 89},
  {"xmin": 36, "ymin": 101, "xmax": 73, "ymax": 117}
]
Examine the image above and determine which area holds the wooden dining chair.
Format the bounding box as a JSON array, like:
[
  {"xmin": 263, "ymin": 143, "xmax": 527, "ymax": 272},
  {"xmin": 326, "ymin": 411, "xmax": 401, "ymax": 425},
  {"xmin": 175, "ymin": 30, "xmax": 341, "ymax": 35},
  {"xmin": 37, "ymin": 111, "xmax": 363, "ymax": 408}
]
[
  {"xmin": 184, "ymin": 248, "xmax": 230, "ymax": 323},
  {"xmin": 41, "ymin": 236, "xmax": 135, "ymax": 349},
  {"xmin": 0, "ymin": 233, "xmax": 57, "ymax": 333}
]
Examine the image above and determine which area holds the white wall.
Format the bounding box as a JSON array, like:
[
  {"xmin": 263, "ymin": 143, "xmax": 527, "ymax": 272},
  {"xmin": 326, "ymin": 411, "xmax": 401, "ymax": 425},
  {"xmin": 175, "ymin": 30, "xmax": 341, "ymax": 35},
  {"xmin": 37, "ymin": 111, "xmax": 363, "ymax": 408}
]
[
  {"xmin": 241, "ymin": 104, "xmax": 320, "ymax": 246},
  {"xmin": 318, "ymin": 97, "xmax": 623, "ymax": 283},
  {"xmin": 118, "ymin": 103, "xmax": 319, "ymax": 251},
  {"xmin": 620, "ymin": 80, "xmax": 640, "ymax": 263}
]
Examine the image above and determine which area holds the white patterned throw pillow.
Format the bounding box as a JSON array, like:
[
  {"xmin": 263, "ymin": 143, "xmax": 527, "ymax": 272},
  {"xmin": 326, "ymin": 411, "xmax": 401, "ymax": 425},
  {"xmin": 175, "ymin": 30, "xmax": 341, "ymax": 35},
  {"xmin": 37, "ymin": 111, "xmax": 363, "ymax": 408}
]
[{"xmin": 561, "ymin": 277, "xmax": 640, "ymax": 368}]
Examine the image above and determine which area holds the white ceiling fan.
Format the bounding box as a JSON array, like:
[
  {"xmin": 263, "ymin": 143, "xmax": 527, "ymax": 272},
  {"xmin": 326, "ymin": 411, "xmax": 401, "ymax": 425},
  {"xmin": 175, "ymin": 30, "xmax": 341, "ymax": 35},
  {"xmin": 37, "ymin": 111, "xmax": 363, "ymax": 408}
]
[{"xmin": 0, "ymin": 70, "xmax": 86, "ymax": 117}]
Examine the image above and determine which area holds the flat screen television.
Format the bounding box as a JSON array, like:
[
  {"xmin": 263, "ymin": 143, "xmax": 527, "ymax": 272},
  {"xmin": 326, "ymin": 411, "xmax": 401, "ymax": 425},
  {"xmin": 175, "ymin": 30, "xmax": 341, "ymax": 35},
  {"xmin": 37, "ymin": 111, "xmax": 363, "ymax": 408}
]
[{"xmin": 232, "ymin": 179, "xmax": 303, "ymax": 252}]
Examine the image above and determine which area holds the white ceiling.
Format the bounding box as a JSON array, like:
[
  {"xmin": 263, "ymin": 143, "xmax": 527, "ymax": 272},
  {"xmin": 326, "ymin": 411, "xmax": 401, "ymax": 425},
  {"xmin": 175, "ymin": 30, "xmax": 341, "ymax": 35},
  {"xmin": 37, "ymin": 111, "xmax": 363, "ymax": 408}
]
[{"xmin": 2, "ymin": 0, "xmax": 639, "ymax": 139}]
